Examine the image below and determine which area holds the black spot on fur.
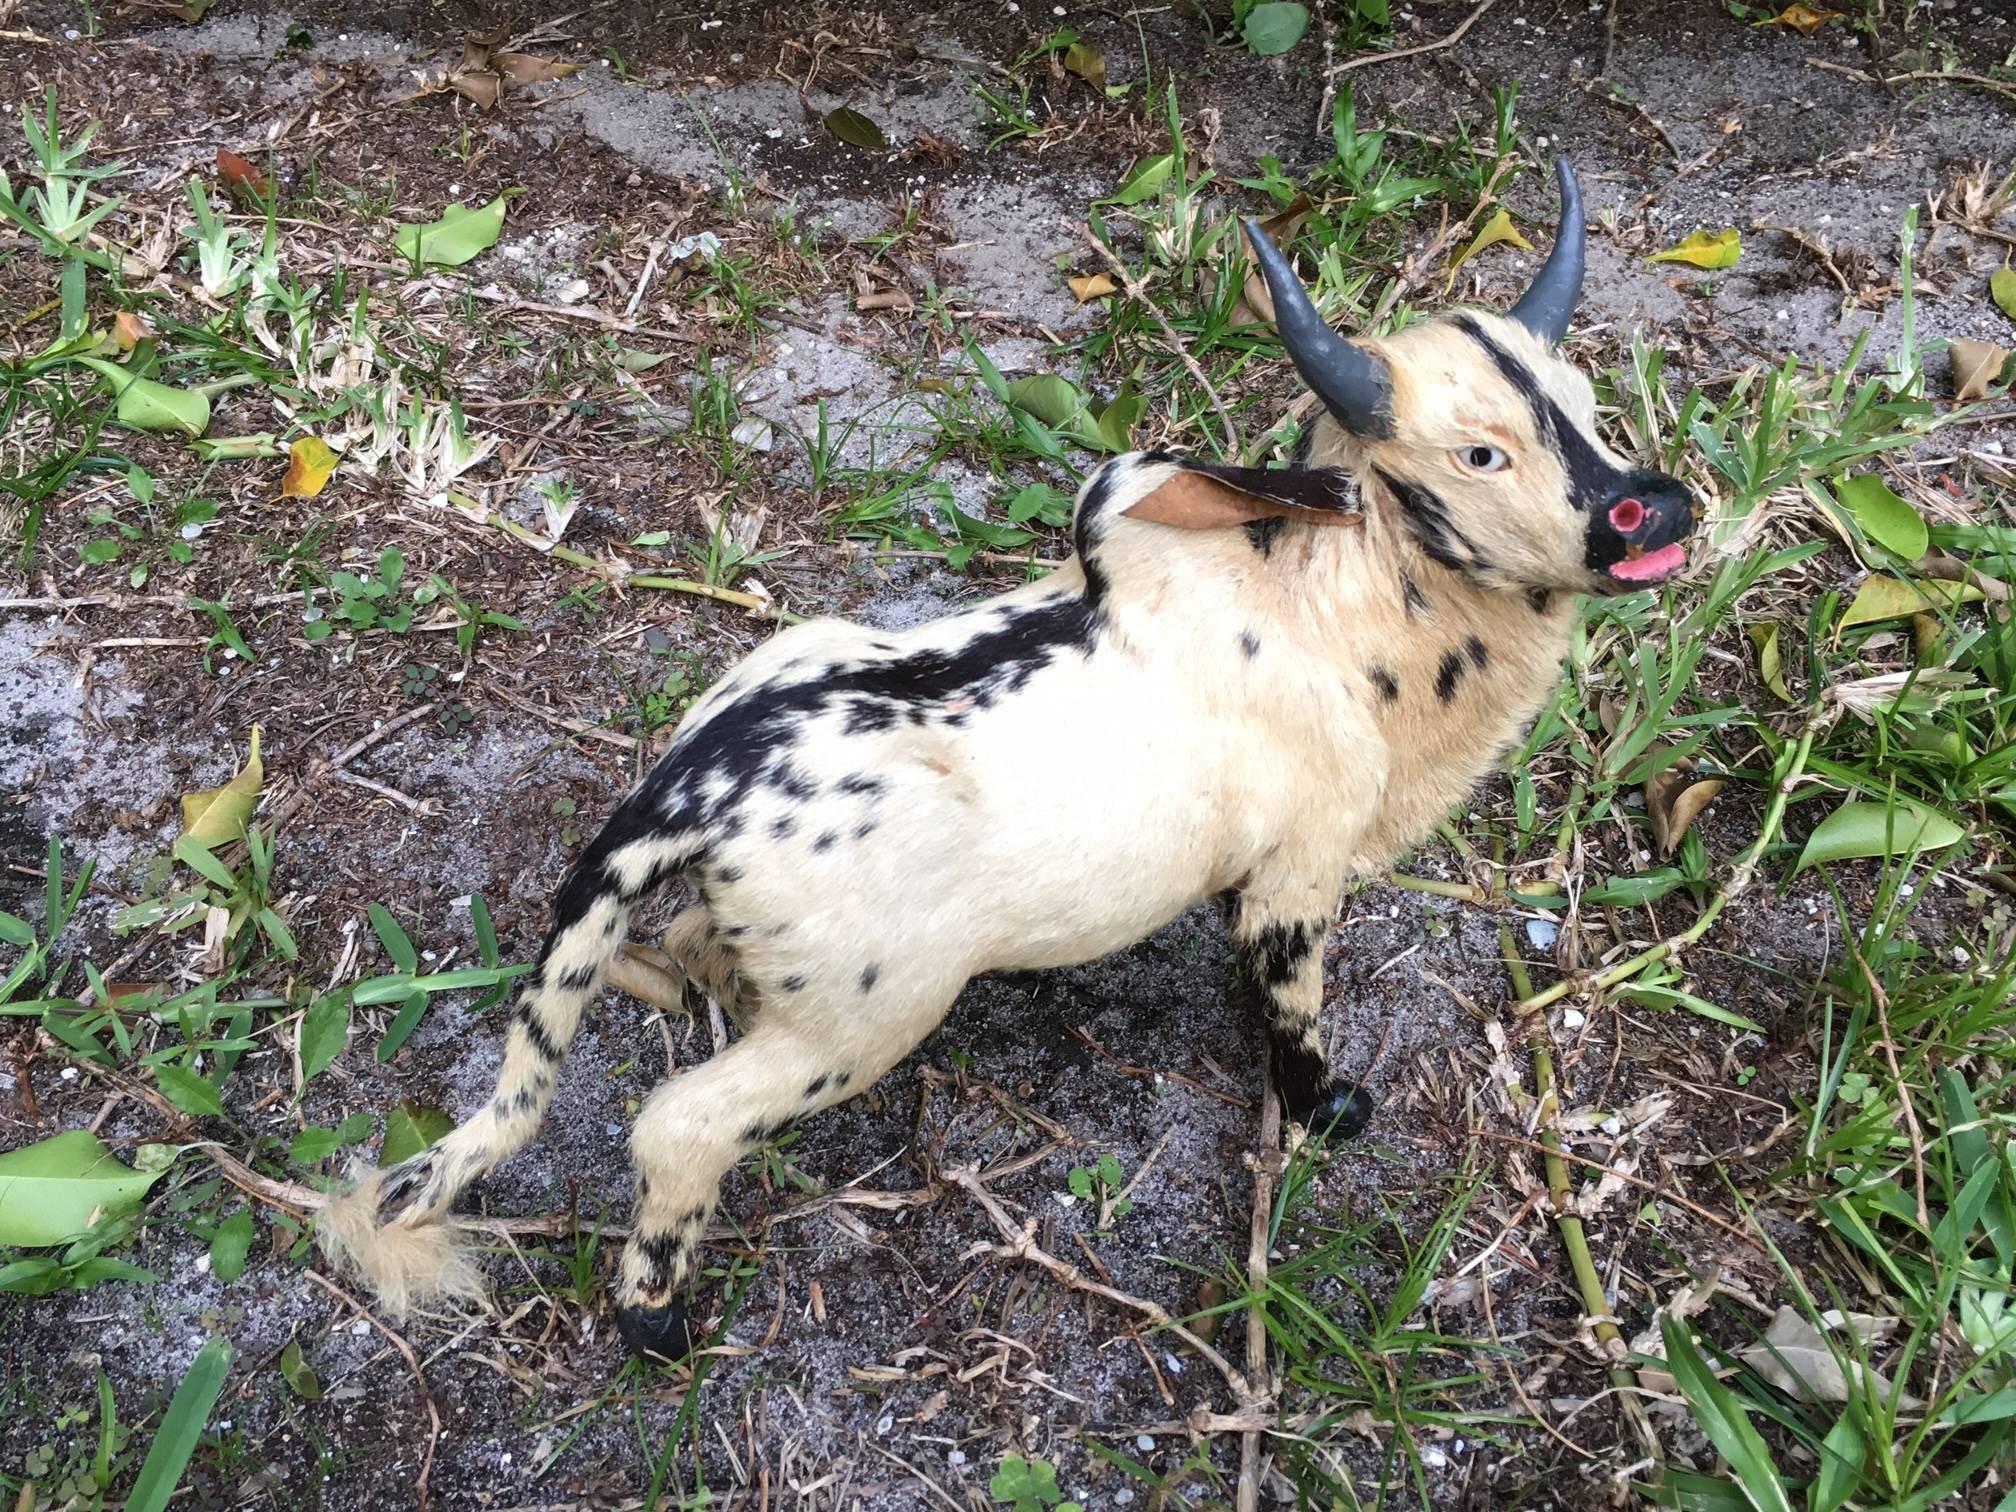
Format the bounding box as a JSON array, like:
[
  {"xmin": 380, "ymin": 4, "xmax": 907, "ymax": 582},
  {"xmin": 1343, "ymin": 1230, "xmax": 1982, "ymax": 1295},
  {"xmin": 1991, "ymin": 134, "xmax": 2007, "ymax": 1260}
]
[
  {"xmin": 742, "ymin": 1116, "xmax": 794, "ymax": 1146},
  {"xmin": 722, "ymin": 924, "xmax": 750, "ymax": 939},
  {"xmin": 859, "ymin": 964, "xmax": 880, "ymax": 993},
  {"xmin": 1435, "ymin": 650, "xmax": 1466, "ymax": 702},
  {"xmin": 770, "ymin": 815, "xmax": 797, "ymax": 839},
  {"xmin": 1242, "ymin": 919, "xmax": 1317, "ymax": 990},
  {"xmin": 1239, "ymin": 630, "xmax": 1261, "ymax": 659},
  {"xmin": 517, "ymin": 1004, "xmax": 564, "ymax": 1062},
  {"xmin": 1244, "ymin": 515, "xmax": 1288, "ymax": 556},
  {"xmin": 813, "ymin": 831, "xmax": 837, "ymax": 853},
  {"xmin": 1369, "ymin": 665, "xmax": 1399, "ymax": 702},
  {"xmin": 1527, "ymin": 588, "xmax": 1552, "ymax": 614},
  {"xmin": 512, "ymin": 1086, "xmax": 537, "ymax": 1114},
  {"xmin": 843, "ymin": 698, "xmax": 898, "ymax": 735},
  {"xmin": 557, "ymin": 961, "xmax": 598, "ymax": 991},
  {"xmin": 780, "ymin": 974, "xmax": 806, "ymax": 992},
  {"xmin": 715, "ymin": 864, "xmax": 743, "ymax": 884},
  {"xmin": 1376, "ymin": 468, "xmax": 1487, "ymax": 577},
  {"xmin": 1400, "ymin": 572, "xmax": 1429, "ymax": 618},
  {"xmin": 765, "ymin": 760, "xmax": 817, "ymax": 802},
  {"xmin": 637, "ymin": 591, "xmax": 1098, "ymax": 839},
  {"xmin": 836, "ymin": 773, "xmax": 885, "ymax": 798},
  {"xmin": 1465, "ymin": 635, "xmax": 1490, "ymax": 671},
  {"xmin": 1073, "ymin": 464, "xmax": 1121, "ymax": 607},
  {"xmin": 854, "ymin": 819, "xmax": 878, "ymax": 840},
  {"xmin": 804, "ymin": 1072, "xmax": 832, "ymax": 1099}
]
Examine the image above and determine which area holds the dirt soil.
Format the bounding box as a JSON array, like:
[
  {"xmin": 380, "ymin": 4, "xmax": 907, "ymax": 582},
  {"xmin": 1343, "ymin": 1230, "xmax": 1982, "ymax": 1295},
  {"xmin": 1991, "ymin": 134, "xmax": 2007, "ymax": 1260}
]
[{"xmin": 2, "ymin": 0, "xmax": 2015, "ymax": 1508}]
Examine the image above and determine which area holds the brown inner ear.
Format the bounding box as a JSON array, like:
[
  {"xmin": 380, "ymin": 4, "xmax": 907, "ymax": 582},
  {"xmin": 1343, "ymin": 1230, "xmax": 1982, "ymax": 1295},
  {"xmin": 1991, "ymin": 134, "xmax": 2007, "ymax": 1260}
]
[{"xmin": 1120, "ymin": 472, "xmax": 1365, "ymax": 531}]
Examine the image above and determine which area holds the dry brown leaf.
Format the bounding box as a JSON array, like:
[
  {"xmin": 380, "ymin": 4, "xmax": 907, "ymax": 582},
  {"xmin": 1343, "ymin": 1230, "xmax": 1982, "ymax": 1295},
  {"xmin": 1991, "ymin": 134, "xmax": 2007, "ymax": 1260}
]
[
  {"xmin": 1951, "ymin": 338, "xmax": 2011, "ymax": 402},
  {"xmin": 451, "ymin": 70, "xmax": 502, "ymax": 109},
  {"xmin": 1738, "ymin": 1307, "xmax": 1919, "ymax": 1407},
  {"xmin": 1228, "ymin": 196, "xmax": 1312, "ymax": 327},
  {"xmin": 495, "ymin": 51, "xmax": 586, "ymax": 85},
  {"xmin": 1067, "ymin": 272, "xmax": 1118, "ymax": 303},
  {"xmin": 856, "ymin": 288, "xmax": 913, "ymax": 312},
  {"xmin": 1647, "ymin": 762, "xmax": 1725, "ymax": 856},
  {"xmin": 114, "ymin": 311, "xmax": 153, "ymax": 350}
]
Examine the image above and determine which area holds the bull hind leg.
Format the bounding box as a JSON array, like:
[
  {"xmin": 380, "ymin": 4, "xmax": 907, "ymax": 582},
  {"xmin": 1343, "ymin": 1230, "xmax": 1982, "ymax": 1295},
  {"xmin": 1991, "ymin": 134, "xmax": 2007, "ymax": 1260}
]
[
  {"xmin": 604, "ymin": 906, "xmax": 759, "ymax": 1031},
  {"xmin": 614, "ymin": 977, "xmax": 954, "ymax": 1361}
]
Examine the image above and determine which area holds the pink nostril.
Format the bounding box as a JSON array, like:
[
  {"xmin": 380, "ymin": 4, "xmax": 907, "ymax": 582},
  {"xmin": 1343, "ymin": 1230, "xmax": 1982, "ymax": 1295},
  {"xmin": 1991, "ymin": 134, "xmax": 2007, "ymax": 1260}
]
[{"xmin": 1609, "ymin": 498, "xmax": 1646, "ymax": 533}]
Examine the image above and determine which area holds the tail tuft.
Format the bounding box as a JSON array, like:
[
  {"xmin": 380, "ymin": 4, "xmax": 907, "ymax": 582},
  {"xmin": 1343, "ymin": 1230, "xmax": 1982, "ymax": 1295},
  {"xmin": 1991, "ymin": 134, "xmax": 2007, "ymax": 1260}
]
[{"xmin": 314, "ymin": 1163, "xmax": 488, "ymax": 1319}]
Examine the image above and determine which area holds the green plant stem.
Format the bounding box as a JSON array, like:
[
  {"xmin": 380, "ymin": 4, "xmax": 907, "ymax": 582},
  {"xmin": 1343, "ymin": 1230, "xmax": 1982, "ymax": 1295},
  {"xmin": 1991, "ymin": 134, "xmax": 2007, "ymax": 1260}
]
[
  {"xmin": 485, "ymin": 514, "xmax": 805, "ymax": 622},
  {"xmin": 1514, "ymin": 728, "xmax": 1819, "ymax": 1017},
  {"xmin": 1388, "ymin": 871, "xmax": 1560, "ymax": 903}
]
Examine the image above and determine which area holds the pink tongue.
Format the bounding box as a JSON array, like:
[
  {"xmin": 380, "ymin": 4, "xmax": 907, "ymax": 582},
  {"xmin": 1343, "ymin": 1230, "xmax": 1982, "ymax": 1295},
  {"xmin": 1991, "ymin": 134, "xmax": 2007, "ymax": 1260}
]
[{"xmin": 1609, "ymin": 543, "xmax": 1687, "ymax": 582}]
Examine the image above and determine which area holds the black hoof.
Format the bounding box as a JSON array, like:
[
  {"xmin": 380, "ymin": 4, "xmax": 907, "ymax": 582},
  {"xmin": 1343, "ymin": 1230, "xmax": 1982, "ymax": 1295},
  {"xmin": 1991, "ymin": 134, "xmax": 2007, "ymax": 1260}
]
[
  {"xmin": 616, "ymin": 1296, "xmax": 693, "ymax": 1363},
  {"xmin": 1286, "ymin": 1081, "xmax": 1373, "ymax": 1141}
]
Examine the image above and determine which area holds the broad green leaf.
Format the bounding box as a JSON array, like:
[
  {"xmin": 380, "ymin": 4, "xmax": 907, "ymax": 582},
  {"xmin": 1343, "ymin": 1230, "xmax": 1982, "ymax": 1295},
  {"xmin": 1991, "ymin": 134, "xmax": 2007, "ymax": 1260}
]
[
  {"xmin": 0, "ymin": 910, "xmax": 33, "ymax": 948},
  {"xmin": 1649, "ymin": 228, "xmax": 1742, "ymax": 270},
  {"xmin": 1103, "ymin": 154, "xmax": 1173, "ymax": 206},
  {"xmin": 180, "ymin": 725, "xmax": 263, "ymax": 849},
  {"xmin": 1005, "ymin": 482, "xmax": 1072, "ymax": 527},
  {"xmin": 1006, "ymin": 374, "xmax": 1088, "ymax": 428},
  {"xmin": 209, "ymin": 1210, "xmax": 253, "ymax": 1282},
  {"xmin": 1242, "ymin": 1, "xmax": 1311, "ymax": 54},
  {"xmin": 72, "ymin": 357, "xmax": 211, "ymax": 438},
  {"xmin": 124, "ymin": 1337, "xmax": 232, "ymax": 1512},
  {"xmin": 394, "ymin": 194, "xmax": 510, "ymax": 269},
  {"xmin": 299, "ymin": 991, "xmax": 350, "ymax": 1083},
  {"xmin": 1991, "ymin": 267, "xmax": 2016, "ymax": 323},
  {"xmin": 1445, "ymin": 206, "xmax": 1532, "ymax": 290},
  {"xmin": 1658, "ymin": 1317, "xmax": 1793, "ymax": 1512},
  {"xmin": 0, "ymin": 1130, "xmax": 169, "ymax": 1248},
  {"xmin": 279, "ymin": 1339, "xmax": 322, "ymax": 1400},
  {"xmin": 154, "ymin": 1063, "xmax": 225, "ymax": 1120},
  {"xmin": 1838, "ymin": 574, "xmax": 1982, "ymax": 629},
  {"xmin": 1093, "ymin": 386, "xmax": 1145, "ymax": 454},
  {"xmin": 280, "ymin": 436, "xmax": 339, "ymax": 499},
  {"xmin": 380, "ymin": 1102, "xmax": 454, "ymax": 1167},
  {"xmin": 1795, "ymin": 798, "xmax": 1966, "ymax": 872},
  {"xmin": 376, "ymin": 990, "xmax": 430, "ymax": 1062},
  {"xmin": 1832, "ymin": 474, "xmax": 1927, "ymax": 560},
  {"xmin": 1746, "ymin": 622, "xmax": 1793, "ymax": 702},
  {"xmin": 0, "ymin": 1258, "xmax": 68, "ymax": 1294},
  {"xmin": 824, "ymin": 107, "xmax": 886, "ymax": 149}
]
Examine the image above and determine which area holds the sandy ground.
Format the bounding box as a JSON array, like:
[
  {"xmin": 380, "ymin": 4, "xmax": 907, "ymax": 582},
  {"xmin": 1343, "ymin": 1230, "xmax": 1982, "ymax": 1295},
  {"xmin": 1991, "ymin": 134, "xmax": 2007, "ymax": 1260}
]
[{"xmin": 3, "ymin": 0, "xmax": 2014, "ymax": 1507}]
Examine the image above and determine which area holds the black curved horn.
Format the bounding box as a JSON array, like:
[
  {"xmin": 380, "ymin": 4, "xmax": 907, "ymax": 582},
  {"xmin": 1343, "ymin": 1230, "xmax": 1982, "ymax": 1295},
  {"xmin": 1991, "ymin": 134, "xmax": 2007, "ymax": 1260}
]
[
  {"xmin": 1243, "ymin": 219, "xmax": 1392, "ymax": 438},
  {"xmin": 1508, "ymin": 158, "xmax": 1586, "ymax": 345}
]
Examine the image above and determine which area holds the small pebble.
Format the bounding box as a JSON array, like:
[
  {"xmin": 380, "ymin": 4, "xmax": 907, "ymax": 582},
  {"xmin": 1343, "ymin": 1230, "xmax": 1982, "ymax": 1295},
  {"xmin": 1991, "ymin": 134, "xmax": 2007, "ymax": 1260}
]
[
  {"xmin": 1135, "ymin": 1435, "xmax": 1155, "ymax": 1453},
  {"xmin": 1562, "ymin": 1008, "xmax": 1586, "ymax": 1030},
  {"xmin": 1525, "ymin": 918, "xmax": 1559, "ymax": 950}
]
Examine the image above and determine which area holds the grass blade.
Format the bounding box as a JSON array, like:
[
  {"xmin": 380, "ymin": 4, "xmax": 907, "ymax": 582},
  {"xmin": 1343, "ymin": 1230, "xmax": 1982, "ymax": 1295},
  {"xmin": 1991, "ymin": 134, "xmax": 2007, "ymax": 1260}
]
[
  {"xmin": 1659, "ymin": 1315, "xmax": 1793, "ymax": 1512},
  {"xmin": 124, "ymin": 1336, "xmax": 232, "ymax": 1512}
]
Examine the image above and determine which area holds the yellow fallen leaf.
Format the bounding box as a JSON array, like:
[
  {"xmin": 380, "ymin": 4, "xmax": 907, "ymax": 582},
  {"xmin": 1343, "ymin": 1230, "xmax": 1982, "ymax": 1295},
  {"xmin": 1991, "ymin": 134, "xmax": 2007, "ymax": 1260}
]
[
  {"xmin": 1839, "ymin": 575, "xmax": 1983, "ymax": 633},
  {"xmin": 1067, "ymin": 272, "xmax": 1118, "ymax": 303},
  {"xmin": 1445, "ymin": 207, "xmax": 1533, "ymax": 292},
  {"xmin": 1746, "ymin": 622, "xmax": 1794, "ymax": 703},
  {"xmin": 114, "ymin": 312, "xmax": 153, "ymax": 350},
  {"xmin": 1229, "ymin": 196, "xmax": 1313, "ymax": 327},
  {"xmin": 451, "ymin": 70, "xmax": 502, "ymax": 109},
  {"xmin": 1762, "ymin": 2, "xmax": 1837, "ymax": 32},
  {"xmin": 1951, "ymin": 338, "xmax": 2011, "ymax": 402},
  {"xmin": 181, "ymin": 726, "xmax": 263, "ymax": 849},
  {"xmin": 281, "ymin": 437, "xmax": 339, "ymax": 498},
  {"xmin": 1649, "ymin": 228, "xmax": 1742, "ymax": 270}
]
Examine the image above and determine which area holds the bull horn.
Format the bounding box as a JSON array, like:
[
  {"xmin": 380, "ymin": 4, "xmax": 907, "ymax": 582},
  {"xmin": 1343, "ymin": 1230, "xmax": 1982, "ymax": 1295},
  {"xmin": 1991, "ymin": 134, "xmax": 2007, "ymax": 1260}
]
[
  {"xmin": 1507, "ymin": 158, "xmax": 1586, "ymax": 345},
  {"xmin": 1243, "ymin": 219, "xmax": 1392, "ymax": 439}
]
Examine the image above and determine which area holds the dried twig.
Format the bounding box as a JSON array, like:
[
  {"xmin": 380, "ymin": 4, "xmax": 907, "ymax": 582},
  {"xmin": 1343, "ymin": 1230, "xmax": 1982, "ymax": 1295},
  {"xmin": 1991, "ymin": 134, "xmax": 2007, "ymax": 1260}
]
[
  {"xmin": 947, "ymin": 1165, "xmax": 1258, "ymax": 1400},
  {"xmin": 1070, "ymin": 1024, "xmax": 1254, "ymax": 1109},
  {"xmin": 1316, "ymin": 0, "xmax": 1499, "ymax": 130},
  {"xmin": 1236, "ymin": 1076, "xmax": 1282, "ymax": 1512},
  {"xmin": 1852, "ymin": 945, "xmax": 1931, "ymax": 1231},
  {"xmin": 305, "ymin": 1269, "xmax": 443, "ymax": 1510}
]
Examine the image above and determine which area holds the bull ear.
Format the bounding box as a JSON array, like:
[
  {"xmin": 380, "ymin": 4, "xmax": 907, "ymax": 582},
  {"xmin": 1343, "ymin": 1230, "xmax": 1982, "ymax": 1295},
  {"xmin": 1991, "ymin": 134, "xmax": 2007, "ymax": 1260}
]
[{"xmin": 1121, "ymin": 461, "xmax": 1364, "ymax": 531}]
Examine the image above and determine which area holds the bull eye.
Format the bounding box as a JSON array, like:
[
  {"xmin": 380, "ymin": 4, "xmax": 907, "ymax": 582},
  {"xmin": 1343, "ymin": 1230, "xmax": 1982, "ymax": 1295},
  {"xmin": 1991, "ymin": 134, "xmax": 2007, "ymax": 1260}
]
[{"xmin": 1456, "ymin": 444, "xmax": 1511, "ymax": 474}]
